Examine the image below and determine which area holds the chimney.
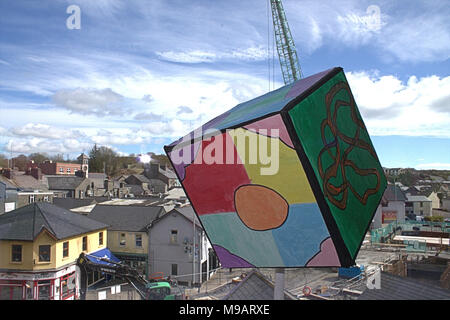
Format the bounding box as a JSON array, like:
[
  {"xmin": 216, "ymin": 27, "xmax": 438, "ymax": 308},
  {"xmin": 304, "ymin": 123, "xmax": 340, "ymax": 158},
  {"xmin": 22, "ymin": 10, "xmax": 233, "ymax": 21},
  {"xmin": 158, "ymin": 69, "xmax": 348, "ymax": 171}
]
[
  {"xmin": 145, "ymin": 162, "xmax": 160, "ymax": 179},
  {"xmin": 2, "ymin": 168, "xmax": 13, "ymax": 180},
  {"xmin": 30, "ymin": 168, "xmax": 42, "ymax": 180}
]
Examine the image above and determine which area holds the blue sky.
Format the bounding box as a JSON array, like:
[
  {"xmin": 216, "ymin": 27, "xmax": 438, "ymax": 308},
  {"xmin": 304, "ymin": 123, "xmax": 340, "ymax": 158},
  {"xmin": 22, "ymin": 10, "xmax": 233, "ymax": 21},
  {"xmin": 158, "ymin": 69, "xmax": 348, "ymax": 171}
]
[{"xmin": 0, "ymin": 0, "xmax": 449, "ymax": 169}]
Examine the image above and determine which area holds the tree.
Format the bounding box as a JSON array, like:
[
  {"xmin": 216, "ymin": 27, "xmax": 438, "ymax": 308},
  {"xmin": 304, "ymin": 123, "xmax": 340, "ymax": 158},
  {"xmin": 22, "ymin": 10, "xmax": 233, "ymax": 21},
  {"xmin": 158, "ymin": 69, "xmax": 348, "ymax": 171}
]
[
  {"xmin": 12, "ymin": 154, "xmax": 28, "ymax": 171},
  {"xmin": 88, "ymin": 144, "xmax": 120, "ymax": 176},
  {"xmin": 0, "ymin": 154, "xmax": 8, "ymax": 168},
  {"xmin": 29, "ymin": 152, "xmax": 49, "ymax": 164}
]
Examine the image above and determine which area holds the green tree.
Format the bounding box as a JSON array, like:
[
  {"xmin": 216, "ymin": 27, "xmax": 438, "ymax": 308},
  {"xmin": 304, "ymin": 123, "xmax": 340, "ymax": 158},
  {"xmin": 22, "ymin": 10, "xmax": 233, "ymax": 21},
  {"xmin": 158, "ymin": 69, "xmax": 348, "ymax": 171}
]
[
  {"xmin": 88, "ymin": 144, "xmax": 119, "ymax": 176},
  {"xmin": 29, "ymin": 152, "xmax": 49, "ymax": 164},
  {"xmin": 12, "ymin": 154, "xmax": 28, "ymax": 171},
  {"xmin": 0, "ymin": 154, "xmax": 8, "ymax": 168}
]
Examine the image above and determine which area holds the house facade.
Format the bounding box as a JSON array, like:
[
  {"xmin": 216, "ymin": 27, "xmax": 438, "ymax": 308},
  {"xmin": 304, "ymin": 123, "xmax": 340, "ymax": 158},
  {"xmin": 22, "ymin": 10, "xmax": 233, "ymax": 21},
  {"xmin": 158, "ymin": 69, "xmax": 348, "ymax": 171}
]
[
  {"xmin": 45, "ymin": 176, "xmax": 92, "ymax": 199},
  {"xmin": 405, "ymin": 195, "xmax": 433, "ymax": 217},
  {"xmin": 144, "ymin": 162, "xmax": 180, "ymax": 193},
  {"xmin": 88, "ymin": 204, "xmax": 164, "ymax": 279},
  {"xmin": 148, "ymin": 206, "xmax": 216, "ymax": 287},
  {"xmin": 16, "ymin": 191, "xmax": 54, "ymax": 209},
  {"xmin": 0, "ymin": 202, "xmax": 108, "ymax": 300}
]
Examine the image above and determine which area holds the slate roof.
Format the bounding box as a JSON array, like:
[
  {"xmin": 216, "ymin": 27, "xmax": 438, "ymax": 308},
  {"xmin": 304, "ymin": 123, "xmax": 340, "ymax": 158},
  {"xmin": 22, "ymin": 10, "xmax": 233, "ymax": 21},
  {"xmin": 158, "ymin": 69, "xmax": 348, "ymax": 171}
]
[
  {"xmin": 127, "ymin": 174, "xmax": 151, "ymax": 184},
  {"xmin": 0, "ymin": 202, "xmax": 108, "ymax": 241},
  {"xmin": 53, "ymin": 198, "xmax": 97, "ymax": 210},
  {"xmin": 88, "ymin": 204, "xmax": 164, "ymax": 232},
  {"xmin": 0, "ymin": 175, "xmax": 20, "ymax": 190},
  {"xmin": 159, "ymin": 167, "xmax": 177, "ymax": 179},
  {"xmin": 223, "ymin": 269, "xmax": 296, "ymax": 300},
  {"xmin": 406, "ymin": 195, "xmax": 432, "ymax": 202},
  {"xmin": 383, "ymin": 185, "xmax": 407, "ymax": 202},
  {"xmin": 11, "ymin": 172, "xmax": 48, "ymax": 191},
  {"xmin": 358, "ymin": 272, "xmax": 450, "ymax": 300},
  {"xmin": 46, "ymin": 176, "xmax": 87, "ymax": 190}
]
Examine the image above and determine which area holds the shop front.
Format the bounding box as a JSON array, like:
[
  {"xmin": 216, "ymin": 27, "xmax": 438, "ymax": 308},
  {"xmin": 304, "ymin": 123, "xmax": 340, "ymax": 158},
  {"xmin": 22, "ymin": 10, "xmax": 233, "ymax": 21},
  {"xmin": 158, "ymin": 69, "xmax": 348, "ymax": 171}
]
[{"xmin": 0, "ymin": 265, "xmax": 78, "ymax": 300}]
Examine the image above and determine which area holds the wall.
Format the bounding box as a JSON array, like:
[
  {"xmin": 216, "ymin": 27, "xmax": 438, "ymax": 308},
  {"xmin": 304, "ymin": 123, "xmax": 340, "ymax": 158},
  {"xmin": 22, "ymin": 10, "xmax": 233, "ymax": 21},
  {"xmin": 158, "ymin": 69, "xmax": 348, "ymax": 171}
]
[
  {"xmin": 413, "ymin": 201, "xmax": 432, "ymax": 216},
  {"xmin": 39, "ymin": 162, "xmax": 81, "ymax": 175},
  {"xmin": 149, "ymin": 211, "xmax": 204, "ymax": 286},
  {"xmin": 0, "ymin": 229, "xmax": 107, "ymax": 271},
  {"xmin": 428, "ymin": 192, "xmax": 441, "ymax": 209},
  {"xmin": 442, "ymin": 199, "xmax": 450, "ymax": 211},
  {"xmin": 372, "ymin": 204, "xmax": 382, "ymax": 229},
  {"xmin": 107, "ymin": 231, "xmax": 148, "ymax": 255},
  {"xmin": 16, "ymin": 193, "xmax": 53, "ymax": 209},
  {"xmin": 382, "ymin": 200, "xmax": 405, "ymax": 223},
  {"xmin": 0, "ymin": 182, "xmax": 5, "ymax": 215}
]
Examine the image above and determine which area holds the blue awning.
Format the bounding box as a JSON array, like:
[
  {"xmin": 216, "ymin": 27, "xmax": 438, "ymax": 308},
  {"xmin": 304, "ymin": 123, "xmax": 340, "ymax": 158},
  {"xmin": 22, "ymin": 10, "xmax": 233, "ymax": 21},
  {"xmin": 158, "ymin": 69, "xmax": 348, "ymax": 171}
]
[{"xmin": 85, "ymin": 248, "xmax": 121, "ymax": 266}]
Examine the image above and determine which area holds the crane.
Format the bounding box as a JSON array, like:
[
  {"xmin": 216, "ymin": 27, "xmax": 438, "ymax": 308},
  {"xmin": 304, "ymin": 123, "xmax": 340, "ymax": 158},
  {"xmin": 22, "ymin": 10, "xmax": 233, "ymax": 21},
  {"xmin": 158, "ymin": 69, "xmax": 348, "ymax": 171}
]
[{"xmin": 270, "ymin": 0, "xmax": 303, "ymax": 85}]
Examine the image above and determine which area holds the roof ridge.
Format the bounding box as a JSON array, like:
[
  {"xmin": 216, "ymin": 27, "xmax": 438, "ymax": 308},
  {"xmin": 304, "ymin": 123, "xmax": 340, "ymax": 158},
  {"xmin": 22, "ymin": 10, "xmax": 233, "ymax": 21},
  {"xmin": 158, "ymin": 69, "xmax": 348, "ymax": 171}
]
[{"xmin": 35, "ymin": 202, "xmax": 56, "ymax": 238}]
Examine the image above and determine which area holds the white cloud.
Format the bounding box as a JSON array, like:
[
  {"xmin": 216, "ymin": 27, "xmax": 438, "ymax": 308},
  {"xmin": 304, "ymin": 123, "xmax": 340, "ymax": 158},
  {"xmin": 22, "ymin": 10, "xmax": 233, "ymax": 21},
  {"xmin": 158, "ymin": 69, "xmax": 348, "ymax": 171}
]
[
  {"xmin": 52, "ymin": 88, "xmax": 125, "ymax": 116},
  {"xmin": 416, "ymin": 163, "xmax": 450, "ymax": 170},
  {"xmin": 10, "ymin": 123, "xmax": 83, "ymax": 140},
  {"xmin": 90, "ymin": 128, "xmax": 153, "ymax": 146},
  {"xmin": 347, "ymin": 71, "xmax": 450, "ymax": 137},
  {"xmin": 156, "ymin": 46, "xmax": 267, "ymax": 64},
  {"xmin": 287, "ymin": 0, "xmax": 450, "ymax": 63},
  {"xmin": 5, "ymin": 138, "xmax": 91, "ymax": 155}
]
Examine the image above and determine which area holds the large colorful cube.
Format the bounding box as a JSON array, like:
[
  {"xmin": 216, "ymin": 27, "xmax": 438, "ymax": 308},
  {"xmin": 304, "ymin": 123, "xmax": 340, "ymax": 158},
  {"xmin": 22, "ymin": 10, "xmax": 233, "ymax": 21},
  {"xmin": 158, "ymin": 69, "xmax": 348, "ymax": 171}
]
[{"xmin": 165, "ymin": 67, "xmax": 387, "ymax": 268}]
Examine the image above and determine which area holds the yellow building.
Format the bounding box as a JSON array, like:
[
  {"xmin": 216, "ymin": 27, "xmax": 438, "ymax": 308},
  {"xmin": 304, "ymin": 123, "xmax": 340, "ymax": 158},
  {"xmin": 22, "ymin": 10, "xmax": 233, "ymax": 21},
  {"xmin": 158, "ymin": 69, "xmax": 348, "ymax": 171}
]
[{"xmin": 0, "ymin": 202, "xmax": 109, "ymax": 300}]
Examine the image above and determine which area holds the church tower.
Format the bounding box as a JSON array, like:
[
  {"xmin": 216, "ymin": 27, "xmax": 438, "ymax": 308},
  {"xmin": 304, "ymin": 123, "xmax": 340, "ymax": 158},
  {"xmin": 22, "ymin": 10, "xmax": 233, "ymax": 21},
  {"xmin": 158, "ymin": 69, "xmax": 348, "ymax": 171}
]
[{"xmin": 77, "ymin": 153, "xmax": 89, "ymax": 178}]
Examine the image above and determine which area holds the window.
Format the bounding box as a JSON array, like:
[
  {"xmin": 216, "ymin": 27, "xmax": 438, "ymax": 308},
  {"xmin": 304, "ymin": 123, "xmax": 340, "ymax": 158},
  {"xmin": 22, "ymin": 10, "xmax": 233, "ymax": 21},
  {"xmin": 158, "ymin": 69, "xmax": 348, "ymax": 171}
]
[
  {"xmin": 119, "ymin": 233, "xmax": 126, "ymax": 246},
  {"xmin": 135, "ymin": 234, "xmax": 142, "ymax": 248},
  {"xmin": 37, "ymin": 280, "xmax": 51, "ymax": 300},
  {"xmin": 420, "ymin": 202, "xmax": 423, "ymax": 207},
  {"xmin": 43, "ymin": 196, "xmax": 49, "ymax": 202},
  {"xmin": 171, "ymin": 264, "xmax": 178, "ymax": 276},
  {"xmin": 11, "ymin": 245, "xmax": 22, "ymax": 262},
  {"xmin": 29, "ymin": 195, "xmax": 35, "ymax": 204},
  {"xmin": 82, "ymin": 236, "xmax": 88, "ymax": 251},
  {"xmin": 60, "ymin": 272, "xmax": 76, "ymax": 299},
  {"xmin": 99, "ymin": 232, "xmax": 103, "ymax": 246},
  {"xmin": 63, "ymin": 241, "xmax": 69, "ymax": 258},
  {"xmin": 170, "ymin": 230, "xmax": 178, "ymax": 244},
  {"xmin": 59, "ymin": 167, "xmax": 63, "ymax": 173},
  {"xmin": 66, "ymin": 168, "xmax": 71, "ymax": 173},
  {"xmin": 39, "ymin": 245, "xmax": 51, "ymax": 262},
  {"xmin": 0, "ymin": 282, "xmax": 23, "ymax": 300}
]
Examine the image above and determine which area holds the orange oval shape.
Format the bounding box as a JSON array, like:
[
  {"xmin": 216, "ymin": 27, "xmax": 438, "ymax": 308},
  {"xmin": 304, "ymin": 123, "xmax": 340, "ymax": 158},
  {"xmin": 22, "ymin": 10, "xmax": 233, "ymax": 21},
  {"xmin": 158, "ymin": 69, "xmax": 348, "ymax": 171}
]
[{"xmin": 234, "ymin": 184, "xmax": 289, "ymax": 231}]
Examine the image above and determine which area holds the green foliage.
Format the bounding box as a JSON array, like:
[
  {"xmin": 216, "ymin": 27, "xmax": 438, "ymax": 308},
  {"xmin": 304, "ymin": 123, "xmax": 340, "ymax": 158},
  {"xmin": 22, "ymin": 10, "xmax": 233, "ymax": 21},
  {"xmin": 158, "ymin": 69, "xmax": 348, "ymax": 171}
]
[
  {"xmin": 0, "ymin": 154, "xmax": 8, "ymax": 168},
  {"xmin": 28, "ymin": 152, "xmax": 49, "ymax": 164},
  {"xmin": 424, "ymin": 216, "xmax": 444, "ymax": 222}
]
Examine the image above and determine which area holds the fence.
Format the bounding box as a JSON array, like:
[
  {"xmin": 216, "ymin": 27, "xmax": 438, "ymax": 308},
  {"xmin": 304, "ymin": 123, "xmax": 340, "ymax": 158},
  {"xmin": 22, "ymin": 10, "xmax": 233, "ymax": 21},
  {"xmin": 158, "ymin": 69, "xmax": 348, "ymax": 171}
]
[{"xmin": 371, "ymin": 220, "xmax": 450, "ymax": 253}]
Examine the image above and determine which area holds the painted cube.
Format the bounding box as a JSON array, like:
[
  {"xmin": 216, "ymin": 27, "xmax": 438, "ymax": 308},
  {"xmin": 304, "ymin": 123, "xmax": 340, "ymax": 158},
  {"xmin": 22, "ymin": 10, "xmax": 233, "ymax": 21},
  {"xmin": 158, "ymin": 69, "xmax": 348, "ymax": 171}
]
[{"xmin": 165, "ymin": 67, "xmax": 387, "ymax": 268}]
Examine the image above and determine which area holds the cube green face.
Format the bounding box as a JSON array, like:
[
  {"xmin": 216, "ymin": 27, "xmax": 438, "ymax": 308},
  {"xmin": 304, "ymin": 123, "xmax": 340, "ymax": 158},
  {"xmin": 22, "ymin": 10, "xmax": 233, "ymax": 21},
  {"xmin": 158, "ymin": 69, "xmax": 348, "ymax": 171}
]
[{"xmin": 165, "ymin": 67, "xmax": 386, "ymax": 268}]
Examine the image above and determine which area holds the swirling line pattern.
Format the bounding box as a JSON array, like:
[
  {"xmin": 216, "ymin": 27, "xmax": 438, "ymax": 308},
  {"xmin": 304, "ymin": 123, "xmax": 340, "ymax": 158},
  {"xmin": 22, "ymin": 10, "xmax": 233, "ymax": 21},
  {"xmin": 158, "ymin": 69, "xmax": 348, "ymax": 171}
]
[{"xmin": 318, "ymin": 81, "xmax": 381, "ymax": 210}]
